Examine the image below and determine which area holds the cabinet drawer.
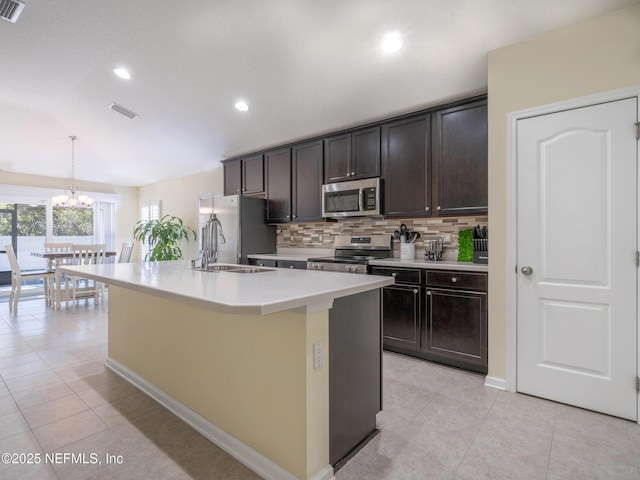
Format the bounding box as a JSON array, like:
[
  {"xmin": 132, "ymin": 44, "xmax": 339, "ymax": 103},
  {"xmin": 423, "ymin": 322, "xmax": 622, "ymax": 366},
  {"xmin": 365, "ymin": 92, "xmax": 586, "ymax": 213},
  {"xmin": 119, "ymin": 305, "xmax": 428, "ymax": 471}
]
[
  {"xmin": 277, "ymin": 260, "xmax": 307, "ymax": 270},
  {"xmin": 248, "ymin": 258, "xmax": 277, "ymax": 268},
  {"xmin": 370, "ymin": 267, "xmax": 422, "ymax": 285},
  {"xmin": 426, "ymin": 271, "xmax": 487, "ymax": 291}
]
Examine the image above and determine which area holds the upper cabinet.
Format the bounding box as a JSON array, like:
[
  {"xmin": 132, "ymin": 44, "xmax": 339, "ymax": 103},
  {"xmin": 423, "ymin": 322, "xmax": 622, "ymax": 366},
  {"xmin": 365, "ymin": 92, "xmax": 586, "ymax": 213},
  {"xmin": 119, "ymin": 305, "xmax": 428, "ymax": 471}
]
[
  {"xmin": 382, "ymin": 99, "xmax": 488, "ymax": 218},
  {"xmin": 223, "ymin": 154, "xmax": 264, "ymax": 196},
  {"xmin": 222, "ymin": 95, "xmax": 487, "ymax": 219},
  {"xmin": 265, "ymin": 148, "xmax": 292, "ymax": 223},
  {"xmin": 432, "ymin": 100, "xmax": 488, "ymax": 216},
  {"xmin": 292, "ymin": 140, "xmax": 323, "ymax": 222},
  {"xmin": 382, "ymin": 115, "xmax": 432, "ymax": 217},
  {"xmin": 265, "ymin": 141, "xmax": 324, "ymax": 224},
  {"xmin": 323, "ymin": 126, "xmax": 380, "ymax": 183}
]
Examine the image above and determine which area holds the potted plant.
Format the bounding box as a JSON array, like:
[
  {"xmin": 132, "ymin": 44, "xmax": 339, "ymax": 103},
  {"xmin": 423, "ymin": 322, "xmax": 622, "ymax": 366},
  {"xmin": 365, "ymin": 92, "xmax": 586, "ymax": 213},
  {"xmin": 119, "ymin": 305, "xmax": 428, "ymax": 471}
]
[{"xmin": 133, "ymin": 214, "xmax": 196, "ymax": 261}]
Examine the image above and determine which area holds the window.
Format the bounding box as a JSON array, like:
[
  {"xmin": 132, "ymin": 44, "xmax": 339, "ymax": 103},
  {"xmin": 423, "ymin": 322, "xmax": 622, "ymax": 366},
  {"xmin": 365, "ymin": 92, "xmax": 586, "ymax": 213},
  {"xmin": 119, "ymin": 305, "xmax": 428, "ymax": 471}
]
[
  {"xmin": 52, "ymin": 207, "xmax": 94, "ymax": 237},
  {"xmin": 140, "ymin": 201, "xmax": 161, "ymax": 260}
]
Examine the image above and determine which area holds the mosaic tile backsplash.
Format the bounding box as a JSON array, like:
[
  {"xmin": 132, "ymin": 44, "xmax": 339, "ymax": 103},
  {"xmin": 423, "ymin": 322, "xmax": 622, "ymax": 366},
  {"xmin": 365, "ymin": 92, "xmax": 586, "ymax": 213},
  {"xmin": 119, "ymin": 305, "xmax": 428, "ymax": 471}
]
[{"xmin": 275, "ymin": 216, "xmax": 488, "ymax": 259}]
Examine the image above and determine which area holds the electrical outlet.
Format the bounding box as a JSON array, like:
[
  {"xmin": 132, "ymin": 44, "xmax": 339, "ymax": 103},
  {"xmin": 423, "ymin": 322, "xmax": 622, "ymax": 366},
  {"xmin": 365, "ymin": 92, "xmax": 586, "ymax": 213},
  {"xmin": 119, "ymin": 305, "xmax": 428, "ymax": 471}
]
[{"xmin": 313, "ymin": 341, "xmax": 323, "ymax": 369}]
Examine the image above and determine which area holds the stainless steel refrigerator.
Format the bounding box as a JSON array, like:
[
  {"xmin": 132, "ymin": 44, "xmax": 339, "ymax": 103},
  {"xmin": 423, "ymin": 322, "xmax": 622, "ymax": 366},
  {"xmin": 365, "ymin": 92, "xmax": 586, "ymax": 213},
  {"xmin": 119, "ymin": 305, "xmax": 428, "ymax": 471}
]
[{"xmin": 198, "ymin": 194, "xmax": 276, "ymax": 265}]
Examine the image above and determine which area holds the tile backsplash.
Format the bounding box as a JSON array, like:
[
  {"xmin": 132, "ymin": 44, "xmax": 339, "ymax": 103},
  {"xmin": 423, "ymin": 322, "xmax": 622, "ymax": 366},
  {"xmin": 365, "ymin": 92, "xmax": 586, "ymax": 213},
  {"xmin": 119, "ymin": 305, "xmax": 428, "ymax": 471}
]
[{"xmin": 275, "ymin": 216, "xmax": 488, "ymax": 259}]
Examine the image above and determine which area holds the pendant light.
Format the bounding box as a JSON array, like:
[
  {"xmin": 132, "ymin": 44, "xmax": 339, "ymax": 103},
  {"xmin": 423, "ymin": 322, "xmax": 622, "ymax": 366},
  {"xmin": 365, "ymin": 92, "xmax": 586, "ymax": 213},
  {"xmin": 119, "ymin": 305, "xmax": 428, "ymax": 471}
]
[{"xmin": 52, "ymin": 136, "xmax": 94, "ymax": 209}]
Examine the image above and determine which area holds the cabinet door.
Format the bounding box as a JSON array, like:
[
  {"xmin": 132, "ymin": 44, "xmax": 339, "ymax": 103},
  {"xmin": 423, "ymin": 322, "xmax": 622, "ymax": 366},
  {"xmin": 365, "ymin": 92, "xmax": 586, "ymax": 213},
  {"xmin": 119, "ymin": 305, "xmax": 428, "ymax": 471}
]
[
  {"xmin": 351, "ymin": 126, "xmax": 380, "ymax": 180},
  {"xmin": 432, "ymin": 100, "xmax": 488, "ymax": 216},
  {"xmin": 382, "ymin": 284, "xmax": 421, "ymax": 351},
  {"xmin": 242, "ymin": 154, "xmax": 264, "ymax": 195},
  {"xmin": 323, "ymin": 133, "xmax": 351, "ymax": 183},
  {"xmin": 292, "ymin": 140, "xmax": 323, "ymax": 222},
  {"xmin": 223, "ymin": 159, "xmax": 242, "ymax": 196},
  {"xmin": 425, "ymin": 288, "xmax": 487, "ymax": 373},
  {"xmin": 265, "ymin": 148, "xmax": 292, "ymax": 222},
  {"xmin": 381, "ymin": 115, "xmax": 431, "ymax": 217}
]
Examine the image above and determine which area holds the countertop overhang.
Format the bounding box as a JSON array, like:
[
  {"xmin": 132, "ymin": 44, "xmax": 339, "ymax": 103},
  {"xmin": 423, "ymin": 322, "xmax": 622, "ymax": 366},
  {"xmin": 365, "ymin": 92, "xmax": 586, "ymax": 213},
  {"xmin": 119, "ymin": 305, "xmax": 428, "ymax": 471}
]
[{"xmin": 59, "ymin": 261, "xmax": 394, "ymax": 315}]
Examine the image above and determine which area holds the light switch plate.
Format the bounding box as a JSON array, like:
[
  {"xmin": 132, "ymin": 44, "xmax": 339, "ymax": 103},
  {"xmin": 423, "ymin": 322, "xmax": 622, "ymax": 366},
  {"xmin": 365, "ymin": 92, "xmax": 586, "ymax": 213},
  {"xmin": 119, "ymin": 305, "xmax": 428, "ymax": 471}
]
[{"xmin": 313, "ymin": 341, "xmax": 323, "ymax": 369}]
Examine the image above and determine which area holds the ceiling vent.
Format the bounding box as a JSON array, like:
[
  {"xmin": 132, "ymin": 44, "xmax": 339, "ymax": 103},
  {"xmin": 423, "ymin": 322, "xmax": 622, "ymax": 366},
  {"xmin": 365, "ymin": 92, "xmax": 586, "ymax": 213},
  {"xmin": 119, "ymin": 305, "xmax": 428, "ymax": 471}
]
[
  {"xmin": 0, "ymin": 0, "xmax": 25, "ymax": 23},
  {"xmin": 109, "ymin": 103, "xmax": 139, "ymax": 120}
]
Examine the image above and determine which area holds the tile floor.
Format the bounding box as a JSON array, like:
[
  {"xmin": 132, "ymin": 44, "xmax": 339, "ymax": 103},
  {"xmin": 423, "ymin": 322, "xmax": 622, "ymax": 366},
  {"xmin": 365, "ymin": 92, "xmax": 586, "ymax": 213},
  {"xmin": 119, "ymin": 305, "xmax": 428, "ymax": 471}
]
[{"xmin": 0, "ymin": 296, "xmax": 639, "ymax": 480}]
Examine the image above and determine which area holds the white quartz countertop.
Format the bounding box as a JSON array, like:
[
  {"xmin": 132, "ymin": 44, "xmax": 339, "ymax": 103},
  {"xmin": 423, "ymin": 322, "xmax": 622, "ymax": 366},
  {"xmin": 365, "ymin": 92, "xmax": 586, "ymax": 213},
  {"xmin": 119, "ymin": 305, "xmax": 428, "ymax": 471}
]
[
  {"xmin": 248, "ymin": 252, "xmax": 488, "ymax": 272},
  {"xmin": 58, "ymin": 261, "xmax": 394, "ymax": 315},
  {"xmin": 369, "ymin": 258, "xmax": 488, "ymax": 272}
]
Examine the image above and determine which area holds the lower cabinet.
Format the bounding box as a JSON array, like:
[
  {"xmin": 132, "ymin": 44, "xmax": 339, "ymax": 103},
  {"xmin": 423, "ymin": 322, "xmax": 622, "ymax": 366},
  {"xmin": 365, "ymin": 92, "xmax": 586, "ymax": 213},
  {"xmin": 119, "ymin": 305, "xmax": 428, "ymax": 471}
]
[
  {"xmin": 248, "ymin": 258, "xmax": 306, "ymax": 269},
  {"xmin": 372, "ymin": 266, "xmax": 488, "ymax": 374}
]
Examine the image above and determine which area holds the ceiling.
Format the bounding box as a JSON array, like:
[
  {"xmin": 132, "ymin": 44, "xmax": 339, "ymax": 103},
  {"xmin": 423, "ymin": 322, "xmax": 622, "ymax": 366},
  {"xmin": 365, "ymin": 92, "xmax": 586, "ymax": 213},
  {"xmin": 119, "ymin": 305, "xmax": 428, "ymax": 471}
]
[{"xmin": 0, "ymin": 0, "xmax": 636, "ymax": 187}]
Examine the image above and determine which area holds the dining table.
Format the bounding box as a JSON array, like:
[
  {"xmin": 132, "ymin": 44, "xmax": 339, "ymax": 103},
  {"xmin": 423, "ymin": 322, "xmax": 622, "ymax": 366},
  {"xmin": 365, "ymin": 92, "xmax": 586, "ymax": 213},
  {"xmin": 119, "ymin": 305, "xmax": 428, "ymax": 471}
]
[{"xmin": 31, "ymin": 250, "xmax": 117, "ymax": 309}]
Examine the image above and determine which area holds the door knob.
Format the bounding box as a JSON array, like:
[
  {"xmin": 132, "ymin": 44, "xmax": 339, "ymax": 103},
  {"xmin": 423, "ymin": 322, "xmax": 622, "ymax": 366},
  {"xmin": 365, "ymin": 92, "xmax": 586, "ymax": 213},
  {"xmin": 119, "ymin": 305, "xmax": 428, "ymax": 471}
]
[{"xmin": 521, "ymin": 266, "xmax": 533, "ymax": 275}]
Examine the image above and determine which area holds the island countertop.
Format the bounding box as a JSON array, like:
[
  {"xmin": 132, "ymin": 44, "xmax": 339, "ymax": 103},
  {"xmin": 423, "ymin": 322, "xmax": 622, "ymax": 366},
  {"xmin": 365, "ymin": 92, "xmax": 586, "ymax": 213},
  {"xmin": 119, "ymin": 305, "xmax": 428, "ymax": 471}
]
[{"xmin": 59, "ymin": 260, "xmax": 394, "ymax": 315}]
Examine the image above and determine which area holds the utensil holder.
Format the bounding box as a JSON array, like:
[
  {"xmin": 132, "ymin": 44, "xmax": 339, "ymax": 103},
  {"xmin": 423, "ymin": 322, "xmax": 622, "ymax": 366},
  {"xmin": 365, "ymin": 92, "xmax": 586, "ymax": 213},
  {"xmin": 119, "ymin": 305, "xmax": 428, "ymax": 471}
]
[{"xmin": 400, "ymin": 243, "xmax": 415, "ymax": 260}]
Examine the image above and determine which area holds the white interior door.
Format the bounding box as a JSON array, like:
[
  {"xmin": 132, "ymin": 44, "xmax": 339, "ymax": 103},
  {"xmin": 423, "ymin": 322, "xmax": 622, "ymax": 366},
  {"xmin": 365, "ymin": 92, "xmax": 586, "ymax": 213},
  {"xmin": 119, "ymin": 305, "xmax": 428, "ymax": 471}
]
[{"xmin": 516, "ymin": 98, "xmax": 638, "ymax": 420}]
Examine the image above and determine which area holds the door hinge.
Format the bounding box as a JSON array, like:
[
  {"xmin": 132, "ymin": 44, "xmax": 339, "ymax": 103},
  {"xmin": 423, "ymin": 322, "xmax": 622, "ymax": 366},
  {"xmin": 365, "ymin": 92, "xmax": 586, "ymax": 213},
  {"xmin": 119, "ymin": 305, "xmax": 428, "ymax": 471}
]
[
  {"xmin": 637, "ymin": 251, "xmax": 639, "ymax": 267},
  {"xmin": 636, "ymin": 376, "xmax": 639, "ymax": 393},
  {"xmin": 636, "ymin": 122, "xmax": 640, "ymax": 140}
]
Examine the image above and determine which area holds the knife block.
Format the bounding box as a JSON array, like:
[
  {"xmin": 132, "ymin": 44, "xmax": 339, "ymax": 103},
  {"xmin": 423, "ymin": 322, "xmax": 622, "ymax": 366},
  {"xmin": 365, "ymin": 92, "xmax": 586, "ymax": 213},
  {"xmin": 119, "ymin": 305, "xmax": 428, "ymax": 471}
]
[{"xmin": 472, "ymin": 239, "xmax": 488, "ymax": 264}]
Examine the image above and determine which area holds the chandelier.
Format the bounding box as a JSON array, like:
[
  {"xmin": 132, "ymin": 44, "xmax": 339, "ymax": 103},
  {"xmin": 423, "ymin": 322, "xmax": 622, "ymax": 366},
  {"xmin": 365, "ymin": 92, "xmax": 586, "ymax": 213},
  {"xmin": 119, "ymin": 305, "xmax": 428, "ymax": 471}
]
[{"xmin": 52, "ymin": 136, "xmax": 94, "ymax": 209}]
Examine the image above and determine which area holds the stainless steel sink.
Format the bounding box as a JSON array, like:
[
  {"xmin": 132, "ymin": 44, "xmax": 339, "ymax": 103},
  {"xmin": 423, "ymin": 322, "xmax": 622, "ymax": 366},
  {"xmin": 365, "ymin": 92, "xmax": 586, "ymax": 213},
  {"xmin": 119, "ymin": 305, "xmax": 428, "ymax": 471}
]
[
  {"xmin": 194, "ymin": 264, "xmax": 273, "ymax": 273},
  {"xmin": 226, "ymin": 267, "xmax": 273, "ymax": 274}
]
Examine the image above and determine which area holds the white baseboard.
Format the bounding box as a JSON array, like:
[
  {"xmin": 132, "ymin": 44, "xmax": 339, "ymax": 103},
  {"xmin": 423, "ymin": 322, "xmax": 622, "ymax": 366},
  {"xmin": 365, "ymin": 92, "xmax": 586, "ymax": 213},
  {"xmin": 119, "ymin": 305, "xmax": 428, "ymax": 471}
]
[
  {"xmin": 105, "ymin": 357, "xmax": 334, "ymax": 480},
  {"xmin": 484, "ymin": 375, "xmax": 507, "ymax": 391}
]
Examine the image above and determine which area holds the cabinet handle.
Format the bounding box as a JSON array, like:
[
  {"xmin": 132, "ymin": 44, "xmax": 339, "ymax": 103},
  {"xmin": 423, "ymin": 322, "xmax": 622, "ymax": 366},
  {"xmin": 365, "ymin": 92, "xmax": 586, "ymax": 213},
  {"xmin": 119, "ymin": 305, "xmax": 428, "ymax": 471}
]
[
  {"xmin": 351, "ymin": 171, "xmax": 355, "ymax": 176},
  {"xmin": 286, "ymin": 215, "xmax": 290, "ymax": 219},
  {"xmin": 346, "ymin": 172, "xmax": 351, "ymax": 177},
  {"xmin": 413, "ymin": 289, "xmax": 418, "ymax": 294},
  {"xmin": 436, "ymin": 206, "xmax": 441, "ymax": 211},
  {"xmin": 451, "ymin": 277, "xmax": 457, "ymax": 283},
  {"xmin": 425, "ymin": 206, "xmax": 430, "ymax": 211},
  {"xmin": 237, "ymin": 189, "xmax": 241, "ymax": 193},
  {"xmin": 292, "ymin": 215, "xmax": 297, "ymax": 218},
  {"xmin": 259, "ymin": 263, "xmax": 264, "ymax": 266},
  {"xmin": 289, "ymin": 266, "xmax": 294, "ymax": 269},
  {"xmin": 426, "ymin": 290, "xmax": 431, "ymax": 296},
  {"xmin": 391, "ymin": 272, "xmax": 397, "ymax": 277}
]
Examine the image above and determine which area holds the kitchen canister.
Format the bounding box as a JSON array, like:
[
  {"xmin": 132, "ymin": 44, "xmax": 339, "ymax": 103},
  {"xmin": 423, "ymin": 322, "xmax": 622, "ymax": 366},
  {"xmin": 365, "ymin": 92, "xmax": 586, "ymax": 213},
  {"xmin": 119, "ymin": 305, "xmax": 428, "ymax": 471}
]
[{"xmin": 400, "ymin": 243, "xmax": 415, "ymax": 260}]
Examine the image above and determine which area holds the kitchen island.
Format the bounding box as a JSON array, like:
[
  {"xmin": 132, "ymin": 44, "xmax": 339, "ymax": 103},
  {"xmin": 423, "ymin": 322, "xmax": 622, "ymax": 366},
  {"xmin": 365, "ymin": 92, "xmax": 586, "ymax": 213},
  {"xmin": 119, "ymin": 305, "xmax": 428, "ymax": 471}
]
[{"xmin": 59, "ymin": 261, "xmax": 393, "ymax": 480}]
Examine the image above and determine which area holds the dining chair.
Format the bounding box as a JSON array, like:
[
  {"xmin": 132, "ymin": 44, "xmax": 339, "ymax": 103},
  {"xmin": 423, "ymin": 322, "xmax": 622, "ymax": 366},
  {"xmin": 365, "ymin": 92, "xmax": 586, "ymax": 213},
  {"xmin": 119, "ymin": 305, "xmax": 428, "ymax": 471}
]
[
  {"xmin": 4, "ymin": 244, "xmax": 54, "ymax": 314},
  {"xmin": 118, "ymin": 242, "xmax": 134, "ymax": 263},
  {"xmin": 43, "ymin": 242, "xmax": 73, "ymax": 307},
  {"xmin": 66, "ymin": 244, "xmax": 107, "ymax": 311}
]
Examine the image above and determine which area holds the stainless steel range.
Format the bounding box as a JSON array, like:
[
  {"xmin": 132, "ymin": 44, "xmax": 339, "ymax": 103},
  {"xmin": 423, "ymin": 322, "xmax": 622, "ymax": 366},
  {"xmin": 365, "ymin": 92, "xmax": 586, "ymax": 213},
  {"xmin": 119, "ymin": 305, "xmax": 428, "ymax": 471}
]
[{"xmin": 307, "ymin": 235, "xmax": 392, "ymax": 274}]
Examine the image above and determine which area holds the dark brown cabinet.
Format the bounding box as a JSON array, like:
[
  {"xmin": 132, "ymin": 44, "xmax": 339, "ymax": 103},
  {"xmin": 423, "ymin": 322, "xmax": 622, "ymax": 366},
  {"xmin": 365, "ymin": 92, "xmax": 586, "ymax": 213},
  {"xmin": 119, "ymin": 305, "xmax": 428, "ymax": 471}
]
[
  {"xmin": 264, "ymin": 141, "xmax": 323, "ymax": 224},
  {"xmin": 373, "ymin": 265, "xmax": 488, "ymax": 374},
  {"xmin": 223, "ymin": 159, "xmax": 242, "ymax": 196},
  {"xmin": 381, "ymin": 115, "xmax": 431, "ymax": 217},
  {"xmin": 424, "ymin": 270, "xmax": 487, "ymax": 373},
  {"xmin": 292, "ymin": 140, "xmax": 323, "ymax": 222},
  {"xmin": 370, "ymin": 266, "xmax": 423, "ymax": 351},
  {"xmin": 265, "ymin": 148, "xmax": 292, "ymax": 222},
  {"xmin": 248, "ymin": 258, "xmax": 307, "ymax": 269},
  {"xmin": 432, "ymin": 100, "xmax": 488, "ymax": 216},
  {"xmin": 324, "ymin": 126, "xmax": 380, "ymax": 183},
  {"xmin": 223, "ymin": 154, "xmax": 264, "ymax": 196}
]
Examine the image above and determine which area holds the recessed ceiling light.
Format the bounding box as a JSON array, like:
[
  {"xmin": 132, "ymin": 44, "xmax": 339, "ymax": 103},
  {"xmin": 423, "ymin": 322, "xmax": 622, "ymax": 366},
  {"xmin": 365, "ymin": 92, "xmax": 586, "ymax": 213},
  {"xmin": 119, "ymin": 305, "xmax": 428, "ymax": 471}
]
[
  {"xmin": 113, "ymin": 68, "xmax": 131, "ymax": 80},
  {"xmin": 235, "ymin": 101, "xmax": 249, "ymax": 112},
  {"xmin": 381, "ymin": 33, "xmax": 403, "ymax": 53}
]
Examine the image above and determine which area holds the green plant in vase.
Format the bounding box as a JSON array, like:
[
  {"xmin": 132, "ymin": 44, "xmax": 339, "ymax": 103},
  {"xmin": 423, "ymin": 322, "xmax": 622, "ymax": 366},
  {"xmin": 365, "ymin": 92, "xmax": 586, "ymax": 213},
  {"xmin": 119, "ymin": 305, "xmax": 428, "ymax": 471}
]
[{"xmin": 133, "ymin": 214, "xmax": 196, "ymax": 261}]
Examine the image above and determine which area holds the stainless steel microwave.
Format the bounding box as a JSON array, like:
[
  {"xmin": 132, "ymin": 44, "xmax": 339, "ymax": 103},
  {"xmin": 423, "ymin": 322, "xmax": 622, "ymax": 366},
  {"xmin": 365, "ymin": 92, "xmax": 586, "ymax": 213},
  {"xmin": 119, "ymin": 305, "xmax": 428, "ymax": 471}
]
[{"xmin": 322, "ymin": 178, "xmax": 382, "ymax": 218}]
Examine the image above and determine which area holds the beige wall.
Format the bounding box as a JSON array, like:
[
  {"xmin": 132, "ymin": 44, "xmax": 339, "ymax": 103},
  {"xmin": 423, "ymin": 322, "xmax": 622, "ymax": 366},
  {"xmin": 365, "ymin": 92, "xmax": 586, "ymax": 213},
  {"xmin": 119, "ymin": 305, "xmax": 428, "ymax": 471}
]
[
  {"xmin": 137, "ymin": 166, "xmax": 224, "ymax": 261},
  {"xmin": 0, "ymin": 171, "xmax": 138, "ymax": 260},
  {"xmin": 109, "ymin": 286, "xmax": 330, "ymax": 480},
  {"xmin": 487, "ymin": 4, "xmax": 640, "ymax": 380}
]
